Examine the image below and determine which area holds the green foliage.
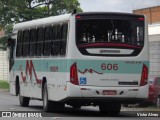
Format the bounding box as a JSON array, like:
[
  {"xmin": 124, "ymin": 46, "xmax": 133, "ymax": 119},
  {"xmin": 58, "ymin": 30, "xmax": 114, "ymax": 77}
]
[
  {"xmin": 0, "ymin": 0, "xmax": 82, "ymax": 25},
  {"xmin": 0, "ymin": 80, "xmax": 9, "ymax": 89},
  {"xmin": 0, "ymin": 0, "xmax": 82, "ymax": 50},
  {"xmin": 0, "ymin": 36, "xmax": 7, "ymax": 50},
  {"xmin": 0, "ymin": 24, "xmax": 13, "ymax": 50}
]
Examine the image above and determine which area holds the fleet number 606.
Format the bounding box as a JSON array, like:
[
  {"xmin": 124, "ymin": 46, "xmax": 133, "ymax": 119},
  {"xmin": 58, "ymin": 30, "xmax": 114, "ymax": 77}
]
[{"xmin": 101, "ymin": 63, "xmax": 118, "ymax": 71}]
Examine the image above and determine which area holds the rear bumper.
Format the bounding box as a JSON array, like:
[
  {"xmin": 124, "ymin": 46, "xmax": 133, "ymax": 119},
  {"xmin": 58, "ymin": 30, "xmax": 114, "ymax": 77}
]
[
  {"xmin": 64, "ymin": 97, "xmax": 146, "ymax": 104},
  {"xmin": 66, "ymin": 82, "xmax": 149, "ymax": 101}
]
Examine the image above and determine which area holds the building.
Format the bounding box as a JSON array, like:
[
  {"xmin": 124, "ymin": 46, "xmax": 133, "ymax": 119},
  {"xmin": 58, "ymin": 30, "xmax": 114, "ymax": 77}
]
[
  {"xmin": 148, "ymin": 24, "xmax": 160, "ymax": 76},
  {"xmin": 0, "ymin": 29, "xmax": 9, "ymax": 81},
  {"xmin": 133, "ymin": 6, "xmax": 160, "ymax": 24},
  {"xmin": 133, "ymin": 6, "xmax": 160, "ymax": 76},
  {"xmin": 0, "ymin": 51, "xmax": 9, "ymax": 81}
]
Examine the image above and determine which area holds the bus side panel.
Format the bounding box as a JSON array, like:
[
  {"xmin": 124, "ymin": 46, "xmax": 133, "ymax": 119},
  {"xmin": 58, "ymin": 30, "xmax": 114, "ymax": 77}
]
[{"xmin": 47, "ymin": 60, "xmax": 69, "ymax": 101}]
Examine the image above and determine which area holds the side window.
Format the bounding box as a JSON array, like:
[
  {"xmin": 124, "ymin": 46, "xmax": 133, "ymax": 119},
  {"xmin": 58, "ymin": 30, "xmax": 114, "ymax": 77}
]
[
  {"xmin": 51, "ymin": 23, "xmax": 68, "ymax": 57},
  {"xmin": 22, "ymin": 30, "xmax": 30, "ymax": 57},
  {"xmin": 29, "ymin": 29, "xmax": 37, "ymax": 57},
  {"xmin": 36, "ymin": 28, "xmax": 44, "ymax": 57},
  {"xmin": 44, "ymin": 26, "xmax": 52, "ymax": 56},
  {"xmin": 16, "ymin": 31, "xmax": 23, "ymax": 57},
  {"xmin": 60, "ymin": 23, "xmax": 68, "ymax": 56},
  {"xmin": 51, "ymin": 25, "xmax": 60, "ymax": 56}
]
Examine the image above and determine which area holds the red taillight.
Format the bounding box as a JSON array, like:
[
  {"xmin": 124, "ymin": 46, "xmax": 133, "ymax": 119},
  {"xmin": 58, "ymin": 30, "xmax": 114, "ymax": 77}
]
[
  {"xmin": 70, "ymin": 63, "xmax": 79, "ymax": 85},
  {"xmin": 140, "ymin": 64, "xmax": 148, "ymax": 86},
  {"xmin": 76, "ymin": 16, "xmax": 81, "ymax": 19},
  {"xmin": 138, "ymin": 18, "xmax": 144, "ymax": 21}
]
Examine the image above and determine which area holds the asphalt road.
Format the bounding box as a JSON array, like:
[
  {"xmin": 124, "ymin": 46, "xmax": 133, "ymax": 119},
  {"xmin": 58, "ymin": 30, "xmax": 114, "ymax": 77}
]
[{"xmin": 0, "ymin": 91, "xmax": 159, "ymax": 120}]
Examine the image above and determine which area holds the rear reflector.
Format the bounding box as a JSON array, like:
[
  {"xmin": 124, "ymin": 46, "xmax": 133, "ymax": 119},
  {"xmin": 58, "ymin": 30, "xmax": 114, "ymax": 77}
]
[
  {"xmin": 70, "ymin": 63, "xmax": 79, "ymax": 85},
  {"xmin": 140, "ymin": 64, "xmax": 148, "ymax": 86}
]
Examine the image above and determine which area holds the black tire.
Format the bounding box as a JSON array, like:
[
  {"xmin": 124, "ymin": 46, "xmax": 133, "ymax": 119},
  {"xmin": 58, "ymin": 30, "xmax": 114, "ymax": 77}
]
[
  {"xmin": 19, "ymin": 95, "xmax": 30, "ymax": 107},
  {"xmin": 15, "ymin": 80, "xmax": 20, "ymax": 96},
  {"xmin": 42, "ymin": 83, "xmax": 65, "ymax": 112},
  {"xmin": 99, "ymin": 103, "xmax": 121, "ymax": 116},
  {"xmin": 19, "ymin": 82, "xmax": 30, "ymax": 107},
  {"xmin": 43, "ymin": 83, "xmax": 53, "ymax": 112},
  {"xmin": 122, "ymin": 104, "xmax": 129, "ymax": 107},
  {"xmin": 52, "ymin": 102, "xmax": 65, "ymax": 112},
  {"xmin": 72, "ymin": 105, "xmax": 81, "ymax": 109}
]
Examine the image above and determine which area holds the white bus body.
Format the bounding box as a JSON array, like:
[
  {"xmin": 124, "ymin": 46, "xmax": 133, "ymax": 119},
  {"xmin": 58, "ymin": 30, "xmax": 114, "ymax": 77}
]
[{"xmin": 9, "ymin": 12, "xmax": 149, "ymax": 114}]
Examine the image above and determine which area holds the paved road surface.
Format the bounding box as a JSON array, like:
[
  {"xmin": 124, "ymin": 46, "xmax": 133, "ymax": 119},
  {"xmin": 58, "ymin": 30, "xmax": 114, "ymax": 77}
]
[{"xmin": 0, "ymin": 91, "xmax": 159, "ymax": 120}]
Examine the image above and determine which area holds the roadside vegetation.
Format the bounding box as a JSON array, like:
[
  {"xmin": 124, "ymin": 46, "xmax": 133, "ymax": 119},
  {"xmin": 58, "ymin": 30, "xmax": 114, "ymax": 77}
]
[
  {"xmin": 122, "ymin": 103, "xmax": 160, "ymax": 111},
  {"xmin": 0, "ymin": 80, "xmax": 9, "ymax": 89}
]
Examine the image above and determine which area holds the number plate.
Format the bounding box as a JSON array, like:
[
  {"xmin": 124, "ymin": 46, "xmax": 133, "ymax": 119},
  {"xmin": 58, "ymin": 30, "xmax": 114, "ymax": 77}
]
[{"xmin": 102, "ymin": 90, "xmax": 117, "ymax": 95}]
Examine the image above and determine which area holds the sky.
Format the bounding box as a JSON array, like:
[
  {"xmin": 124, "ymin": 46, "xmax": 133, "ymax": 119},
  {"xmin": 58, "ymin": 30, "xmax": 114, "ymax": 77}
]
[{"xmin": 78, "ymin": 0, "xmax": 160, "ymax": 13}]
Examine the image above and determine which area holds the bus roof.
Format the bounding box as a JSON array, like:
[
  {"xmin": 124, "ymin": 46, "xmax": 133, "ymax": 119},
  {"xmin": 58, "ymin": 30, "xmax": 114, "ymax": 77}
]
[
  {"xmin": 14, "ymin": 14, "xmax": 71, "ymax": 31},
  {"xmin": 13, "ymin": 12, "xmax": 145, "ymax": 31},
  {"xmin": 76, "ymin": 12, "xmax": 144, "ymax": 17}
]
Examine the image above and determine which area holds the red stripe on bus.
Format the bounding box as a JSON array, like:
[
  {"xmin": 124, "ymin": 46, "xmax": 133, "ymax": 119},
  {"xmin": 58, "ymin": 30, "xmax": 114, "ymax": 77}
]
[
  {"xmin": 78, "ymin": 43, "xmax": 142, "ymax": 49},
  {"xmin": 21, "ymin": 60, "xmax": 42, "ymax": 84}
]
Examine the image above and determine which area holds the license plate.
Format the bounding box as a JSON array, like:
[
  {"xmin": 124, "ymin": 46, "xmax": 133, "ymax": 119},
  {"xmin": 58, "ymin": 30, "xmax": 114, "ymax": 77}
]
[{"xmin": 102, "ymin": 90, "xmax": 117, "ymax": 95}]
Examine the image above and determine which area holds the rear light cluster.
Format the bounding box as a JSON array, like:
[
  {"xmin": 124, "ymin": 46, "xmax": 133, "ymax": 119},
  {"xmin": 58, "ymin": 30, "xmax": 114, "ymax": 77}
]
[
  {"xmin": 76, "ymin": 15, "xmax": 81, "ymax": 19},
  {"xmin": 138, "ymin": 17, "xmax": 144, "ymax": 21},
  {"xmin": 140, "ymin": 64, "xmax": 148, "ymax": 86},
  {"xmin": 70, "ymin": 63, "xmax": 79, "ymax": 85}
]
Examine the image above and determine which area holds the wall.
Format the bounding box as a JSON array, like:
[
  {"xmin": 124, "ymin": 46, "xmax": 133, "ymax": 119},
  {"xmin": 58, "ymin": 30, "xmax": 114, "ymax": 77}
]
[
  {"xmin": 149, "ymin": 41, "xmax": 160, "ymax": 76},
  {"xmin": 148, "ymin": 24, "xmax": 160, "ymax": 76},
  {"xmin": 0, "ymin": 51, "xmax": 9, "ymax": 81}
]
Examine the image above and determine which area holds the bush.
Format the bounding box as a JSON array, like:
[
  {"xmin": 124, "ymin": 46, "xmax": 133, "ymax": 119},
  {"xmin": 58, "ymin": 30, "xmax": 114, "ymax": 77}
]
[{"xmin": 0, "ymin": 80, "xmax": 9, "ymax": 89}]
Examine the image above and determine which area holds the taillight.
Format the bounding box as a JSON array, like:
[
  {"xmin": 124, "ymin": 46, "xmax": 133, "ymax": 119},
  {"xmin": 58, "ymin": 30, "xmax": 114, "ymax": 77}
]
[
  {"xmin": 76, "ymin": 15, "xmax": 81, "ymax": 19},
  {"xmin": 70, "ymin": 63, "xmax": 79, "ymax": 85},
  {"xmin": 140, "ymin": 64, "xmax": 148, "ymax": 86},
  {"xmin": 138, "ymin": 17, "xmax": 144, "ymax": 21}
]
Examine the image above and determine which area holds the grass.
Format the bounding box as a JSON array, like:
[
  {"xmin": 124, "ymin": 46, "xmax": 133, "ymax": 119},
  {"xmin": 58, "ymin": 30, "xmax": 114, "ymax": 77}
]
[
  {"xmin": 140, "ymin": 107, "xmax": 160, "ymax": 111},
  {"xmin": 0, "ymin": 80, "xmax": 9, "ymax": 89},
  {"xmin": 146, "ymin": 105, "xmax": 160, "ymax": 110}
]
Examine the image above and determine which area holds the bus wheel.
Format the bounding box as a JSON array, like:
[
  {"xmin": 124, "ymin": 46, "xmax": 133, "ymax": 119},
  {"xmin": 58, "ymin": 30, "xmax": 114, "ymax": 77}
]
[
  {"xmin": 43, "ymin": 83, "xmax": 65, "ymax": 112},
  {"xmin": 122, "ymin": 104, "xmax": 129, "ymax": 107},
  {"xmin": 52, "ymin": 102, "xmax": 65, "ymax": 112},
  {"xmin": 43, "ymin": 83, "xmax": 53, "ymax": 112},
  {"xmin": 99, "ymin": 103, "xmax": 121, "ymax": 116},
  {"xmin": 19, "ymin": 95, "xmax": 30, "ymax": 107},
  {"xmin": 72, "ymin": 105, "xmax": 81, "ymax": 109},
  {"xmin": 15, "ymin": 78, "xmax": 20, "ymax": 96}
]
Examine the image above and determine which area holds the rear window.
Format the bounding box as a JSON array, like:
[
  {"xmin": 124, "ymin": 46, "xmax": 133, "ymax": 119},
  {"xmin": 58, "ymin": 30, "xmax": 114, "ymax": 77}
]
[{"xmin": 76, "ymin": 14, "xmax": 144, "ymax": 57}]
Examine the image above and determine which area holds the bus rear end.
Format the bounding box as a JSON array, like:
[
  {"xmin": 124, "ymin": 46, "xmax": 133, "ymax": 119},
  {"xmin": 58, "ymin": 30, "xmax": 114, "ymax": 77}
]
[{"xmin": 66, "ymin": 13, "xmax": 149, "ymax": 114}]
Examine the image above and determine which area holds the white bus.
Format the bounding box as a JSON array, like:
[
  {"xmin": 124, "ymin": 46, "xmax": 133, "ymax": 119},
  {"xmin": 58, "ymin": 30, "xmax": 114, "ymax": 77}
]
[{"xmin": 8, "ymin": 12, "xmax": 149, "ymax": 115}]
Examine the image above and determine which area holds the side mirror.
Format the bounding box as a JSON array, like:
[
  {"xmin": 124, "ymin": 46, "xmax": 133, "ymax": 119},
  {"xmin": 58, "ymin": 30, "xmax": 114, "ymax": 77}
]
[{"xmin": 7, "ymin": 38, "xmax": 15, "ymax": 47}]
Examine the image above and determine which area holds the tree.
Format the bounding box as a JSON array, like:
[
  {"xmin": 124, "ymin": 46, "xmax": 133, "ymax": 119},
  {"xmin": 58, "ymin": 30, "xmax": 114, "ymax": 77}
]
[
  {"xmin": 0, "ymin": 0, "xmax": 82, "ymax": 50},
  {"xmin": 0, "ymin": 0, "xmax": 82, "ymax": 27}
]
